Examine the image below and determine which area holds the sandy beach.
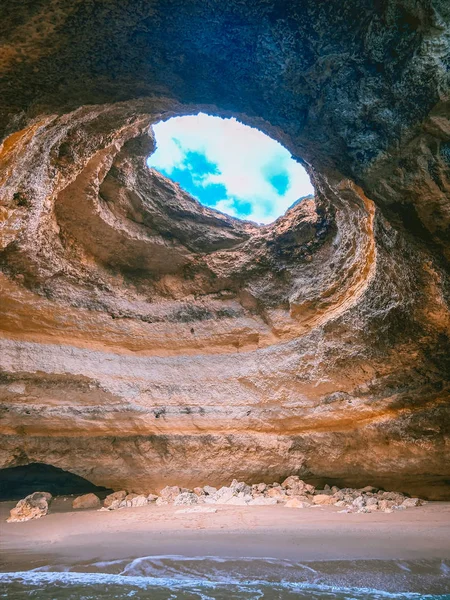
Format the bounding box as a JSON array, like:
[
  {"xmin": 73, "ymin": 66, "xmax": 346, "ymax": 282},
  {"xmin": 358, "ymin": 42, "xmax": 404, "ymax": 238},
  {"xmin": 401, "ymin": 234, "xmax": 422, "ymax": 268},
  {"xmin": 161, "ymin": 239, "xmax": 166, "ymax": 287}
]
[{"xmin": 1, "ymin": 499, "xmax": 450, "ymax": 568}]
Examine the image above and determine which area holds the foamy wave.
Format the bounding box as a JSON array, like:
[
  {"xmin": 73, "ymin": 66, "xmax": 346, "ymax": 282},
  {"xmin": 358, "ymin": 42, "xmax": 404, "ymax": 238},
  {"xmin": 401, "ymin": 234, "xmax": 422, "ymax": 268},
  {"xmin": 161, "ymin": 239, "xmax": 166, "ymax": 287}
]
[{"xmin": 0, "ymin": 570, "xmax": 447, "ymax": 600}]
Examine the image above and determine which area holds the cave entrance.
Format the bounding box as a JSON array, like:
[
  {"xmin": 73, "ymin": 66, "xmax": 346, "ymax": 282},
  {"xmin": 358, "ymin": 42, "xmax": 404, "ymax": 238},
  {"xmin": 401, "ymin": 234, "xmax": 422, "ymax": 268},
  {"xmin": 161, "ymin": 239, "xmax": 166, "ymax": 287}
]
[
  {"xmin": 147, "ymin": 113, "xmax": 314, "ymax": 224},
  {"xmin": 0, "ymin": 463, "xmax": 113, "ymax": 501}
]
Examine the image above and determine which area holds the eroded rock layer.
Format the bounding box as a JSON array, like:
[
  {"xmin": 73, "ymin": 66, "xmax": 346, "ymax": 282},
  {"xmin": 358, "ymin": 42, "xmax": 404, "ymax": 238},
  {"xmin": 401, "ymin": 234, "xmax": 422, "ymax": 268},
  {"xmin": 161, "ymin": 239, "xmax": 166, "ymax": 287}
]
[{"xmin": 0, "ymin": 0, "xmax": 449, "ymax": 498}]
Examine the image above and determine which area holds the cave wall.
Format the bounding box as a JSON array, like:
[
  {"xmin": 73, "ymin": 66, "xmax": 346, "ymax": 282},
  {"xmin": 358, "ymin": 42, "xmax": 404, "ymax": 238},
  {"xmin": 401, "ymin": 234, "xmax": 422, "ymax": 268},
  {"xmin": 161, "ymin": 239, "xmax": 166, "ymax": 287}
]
[{"xmin": 0, "ymin": 0, "xmax": 449, "ymax": 498}]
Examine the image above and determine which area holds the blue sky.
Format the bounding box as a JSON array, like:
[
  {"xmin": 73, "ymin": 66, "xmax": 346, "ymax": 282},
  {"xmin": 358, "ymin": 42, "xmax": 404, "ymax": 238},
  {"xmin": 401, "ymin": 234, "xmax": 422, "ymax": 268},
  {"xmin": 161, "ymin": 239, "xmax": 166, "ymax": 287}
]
[{"xmin": 147, "ymin": 113, "xmax": 314, "ymax": 224}]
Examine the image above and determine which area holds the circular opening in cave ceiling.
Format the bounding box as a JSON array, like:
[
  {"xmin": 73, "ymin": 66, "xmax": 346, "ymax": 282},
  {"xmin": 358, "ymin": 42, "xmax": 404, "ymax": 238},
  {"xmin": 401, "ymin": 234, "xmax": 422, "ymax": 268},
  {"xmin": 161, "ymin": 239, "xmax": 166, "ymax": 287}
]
[{"xmin": 147, "ymin": 113, "xmax": 314, "ymax": 224}]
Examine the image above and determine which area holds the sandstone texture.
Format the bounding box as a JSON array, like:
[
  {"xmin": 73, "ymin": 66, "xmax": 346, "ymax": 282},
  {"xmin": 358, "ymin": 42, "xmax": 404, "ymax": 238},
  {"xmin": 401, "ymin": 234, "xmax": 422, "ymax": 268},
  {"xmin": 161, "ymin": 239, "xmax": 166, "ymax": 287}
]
[{"xmin": 0, "ymin": 1, "xmax": 449, "ymax": 499}]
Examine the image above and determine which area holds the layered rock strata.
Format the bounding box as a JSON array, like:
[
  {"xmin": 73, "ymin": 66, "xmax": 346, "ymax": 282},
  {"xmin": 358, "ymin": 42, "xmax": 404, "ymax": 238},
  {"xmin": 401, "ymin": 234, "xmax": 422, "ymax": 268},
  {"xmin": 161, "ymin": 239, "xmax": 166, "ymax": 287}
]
[{"xmin": 0, "ymin": 1, "xmax": 449, "ymax": 498}]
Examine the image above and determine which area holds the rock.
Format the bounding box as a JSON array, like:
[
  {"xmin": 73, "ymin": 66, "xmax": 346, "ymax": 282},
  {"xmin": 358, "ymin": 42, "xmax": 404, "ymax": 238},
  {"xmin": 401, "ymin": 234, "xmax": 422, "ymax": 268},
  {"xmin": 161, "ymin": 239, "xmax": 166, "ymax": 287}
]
[
  {"xmin": 104, "ymin": 491, "xmax": 127, "ymax": 509},
  {"xmin": 365, "ymin": 497, "xmax": 378, "ymax": 507},
  {"xmin": 123, "ymin": 493, "xmax": 140, "ymax": 507},
  {"xmin": 360, "ymin": 486, "xmax": 378, "ymax": 493},
  {"xmin": 72, "ymin": 493, "xmax": 101, "ymax": 509},
  {"xmin": 174, "ymin": 492, "xmax": 199, "ymax": 506},
  {"xmin": 285, "ymin": 498, "xmax": 311, "ymax": 508},
  {"xmin": 7, "ymin": 492, "xmax": 52, "ymax": 523},
  {"xmin": 156, "ymin": 486, "xmax": 181, "ymax": 505},
  {"xmin": 256, "ymin": 483, "xmax": 267, "ymax": 493},
  {"xmin": 203, "ymin": 486, "xmax": 217, "ymax": 496},
  {"xmin": 129, "ymin": 494, "xmax": 148, "ymax": 507},
  {"xmin": 248, "ymin": 497, "xmax": 277, "ymax": 506},
  {"xmin": 401, "ymin": 497, "xmax": 422, "ymax": 508},
  {"xmin": 352, "ymin": 496, "xmax": 365, "ymax": 509},
  {"xmin": 281, "ymin": 476, "xmax": 300, "ymax": 488},
  {"xmin": 313, "ymin": 494, "xmax": 336, "ymax": 505},
  {"xmin": 267, "ymin": 487, "xmax": 286, "ymax": 499},
  {"xmin": 230, "ymin": 479, "xmax": 252, "ymax": 496},
  {"xmin": 378, "ymin": 499, "xmax": 394, "ymax": 511},
  {"xmin": 206, "ymin": 486, "xmax": 234, "ymax": 505},
  {"xmin": 193, "ymin": 487, "xmax": 204, "ymax": 496},
  {"xmin": 147, "ymin": 494, "xmax": 159, "ymax": 503}
]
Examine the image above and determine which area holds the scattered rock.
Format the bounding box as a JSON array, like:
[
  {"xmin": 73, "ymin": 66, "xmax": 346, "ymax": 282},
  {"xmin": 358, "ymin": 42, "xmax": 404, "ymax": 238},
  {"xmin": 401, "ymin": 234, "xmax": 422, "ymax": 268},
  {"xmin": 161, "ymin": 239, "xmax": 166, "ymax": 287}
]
[
  {"xmin": 75, "ymin": 478, "xmax": 426, "ymax": 515},
  {"xmin": 72, "ymin": 493, "xmax": 101, "ymax": 509},
  {"xmin": 7, "ymin": 492, "xmax": 52, "ymax": 522}
]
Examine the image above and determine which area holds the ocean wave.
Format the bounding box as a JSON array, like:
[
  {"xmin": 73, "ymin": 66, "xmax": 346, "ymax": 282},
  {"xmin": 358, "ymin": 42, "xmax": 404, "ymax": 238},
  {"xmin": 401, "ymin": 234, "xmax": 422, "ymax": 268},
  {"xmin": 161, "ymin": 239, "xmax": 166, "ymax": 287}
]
[{"xmin": 0, "ymin": 570, "xmax": 449, "ymax": 600}]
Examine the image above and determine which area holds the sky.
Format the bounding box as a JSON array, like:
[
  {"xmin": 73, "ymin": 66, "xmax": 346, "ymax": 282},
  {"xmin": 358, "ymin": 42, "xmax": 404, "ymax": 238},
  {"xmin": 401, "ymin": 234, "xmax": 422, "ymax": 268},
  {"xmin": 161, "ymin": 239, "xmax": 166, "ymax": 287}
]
[{"xmin": 147, "ymin": 113, "xmax": 314, "ymax": 224}]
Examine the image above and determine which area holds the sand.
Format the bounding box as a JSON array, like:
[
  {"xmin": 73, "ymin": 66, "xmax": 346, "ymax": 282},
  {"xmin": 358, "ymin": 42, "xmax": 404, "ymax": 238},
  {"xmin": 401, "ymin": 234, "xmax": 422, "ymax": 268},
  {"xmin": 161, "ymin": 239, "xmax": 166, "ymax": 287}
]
[{"xmin": 1, "ymin": 498, "xmax": 450, "ymax": 572}]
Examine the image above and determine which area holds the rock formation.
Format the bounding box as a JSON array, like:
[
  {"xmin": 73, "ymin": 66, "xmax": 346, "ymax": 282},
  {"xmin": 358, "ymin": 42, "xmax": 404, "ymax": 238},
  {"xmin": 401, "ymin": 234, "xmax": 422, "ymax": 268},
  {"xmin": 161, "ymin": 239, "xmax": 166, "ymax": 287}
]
[
  {"xmin": 0, "ymin": 1, "xmax": 449, "ymax": 499},
  {"xmin": 7, "ymin": 492, "xmax": 52, "ymax": 523}
]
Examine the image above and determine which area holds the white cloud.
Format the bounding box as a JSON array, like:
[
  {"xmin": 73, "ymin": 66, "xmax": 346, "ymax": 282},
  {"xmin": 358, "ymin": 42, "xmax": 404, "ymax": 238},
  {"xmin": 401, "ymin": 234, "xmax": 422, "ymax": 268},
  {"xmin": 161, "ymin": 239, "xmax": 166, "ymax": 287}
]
[{"xmin": 147, "ymin": 113, "xmax": 314, "ymax": 224}]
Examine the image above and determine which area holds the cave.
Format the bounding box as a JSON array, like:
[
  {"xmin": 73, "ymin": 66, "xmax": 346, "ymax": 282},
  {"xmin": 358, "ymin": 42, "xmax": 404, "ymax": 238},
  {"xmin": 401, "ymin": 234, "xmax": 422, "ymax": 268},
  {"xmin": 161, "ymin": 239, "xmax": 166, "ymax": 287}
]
[
  {"xmin": 0, "ymin": 0, "xmax": 448, "ymax": 501},
  {"xmin": 0, "ymin": 464, "xmax": 113, "ymax": 502}
]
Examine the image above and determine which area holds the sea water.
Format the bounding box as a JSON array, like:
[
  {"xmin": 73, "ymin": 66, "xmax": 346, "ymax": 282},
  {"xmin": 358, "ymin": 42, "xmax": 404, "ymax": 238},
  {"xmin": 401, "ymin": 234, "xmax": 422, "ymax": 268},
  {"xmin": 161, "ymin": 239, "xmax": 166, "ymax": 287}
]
[{"xmin": 1, "ymin": 556, "xmax": 449, "ymax": 599}]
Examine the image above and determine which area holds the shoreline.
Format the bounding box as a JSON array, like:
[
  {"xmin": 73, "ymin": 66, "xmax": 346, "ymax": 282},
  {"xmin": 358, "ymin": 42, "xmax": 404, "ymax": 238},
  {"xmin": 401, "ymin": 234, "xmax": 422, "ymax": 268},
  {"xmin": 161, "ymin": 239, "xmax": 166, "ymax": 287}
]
[
  {"xmin": 2, "ymin": 499, "xmax": 450, "ymax": 568},
  {"xmin": 2, "ymin": 500, "xmax": 450, "ymax": 594}
]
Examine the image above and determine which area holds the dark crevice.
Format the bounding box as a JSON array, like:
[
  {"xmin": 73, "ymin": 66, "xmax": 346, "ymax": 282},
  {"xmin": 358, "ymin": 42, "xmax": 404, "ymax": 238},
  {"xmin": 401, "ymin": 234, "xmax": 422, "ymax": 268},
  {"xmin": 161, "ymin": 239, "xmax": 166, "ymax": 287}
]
[{"xmin": 0, "ymin": 463, "xmax": 113, "ymax": 501}]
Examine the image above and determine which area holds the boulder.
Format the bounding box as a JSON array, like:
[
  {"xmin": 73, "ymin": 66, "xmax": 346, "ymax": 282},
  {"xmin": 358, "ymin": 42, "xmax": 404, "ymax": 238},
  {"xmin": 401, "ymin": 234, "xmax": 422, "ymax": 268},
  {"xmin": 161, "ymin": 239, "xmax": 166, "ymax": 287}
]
[
  {"xmin": 104, "ymin": 490, "xmax": 127, "ymax": 509},
  {"xmin": 285, "ymin": 498, "xmax": 311, "ymax": 508},
  {"xmin": 156, "ymin": 485, "xmax": 181, "ymax": 505},
  {"xmin": 230, "ymin": 479, "xmax": 252, "ymax": 495},
  {"xmin": 203, "ymin": 485, "xmax": 217, "ymax": 495},
  {"xmin": 72, "ymin": 493, "xmax": 101, "ymax": 509},
  {"xmin": 281, "ymin": 476, "xmax": 300, "ymax": 488},
  {"xmin": 267, "ymin": 487, "xmax": 286, "ymax": 499},
  {"xmin": 7, "ymin": 492, "xmax": 52, "ymax": 523},
  {"xmin": 312, "ymin": 494, "xmax": 336, "ymax": 505},
  {"xmin": 205, "ymin": 486, "xmax": 234, "ymax": 504},
  {"xmin": 129, "ymin": 494, "xmax": 148, "ymax": 507},
  {"xmin": 147, "ymin": 494, "xmax": 159, "ymax": 503},
  {"xmin": 352, "ymin": 496, "xmax": 365, "ymax": 509},
  {"xmin": 174, "ymin": 492, "xmax": 199, "ymax": 506},
  {"xmin": 123, "ymin": 493, "xmax": 140, "ymax": 507},
  {"xmin": 401, "ymin": 497, "xmax": 422, "ymax": 508}
]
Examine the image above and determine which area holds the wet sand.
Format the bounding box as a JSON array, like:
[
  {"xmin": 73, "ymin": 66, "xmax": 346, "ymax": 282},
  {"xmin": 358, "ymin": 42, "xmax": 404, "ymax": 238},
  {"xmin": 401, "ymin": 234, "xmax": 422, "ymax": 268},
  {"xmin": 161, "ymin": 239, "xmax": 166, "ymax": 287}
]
[{"xmin": 1, "ymin": 499, "xmax": 450, "ymax": 572}]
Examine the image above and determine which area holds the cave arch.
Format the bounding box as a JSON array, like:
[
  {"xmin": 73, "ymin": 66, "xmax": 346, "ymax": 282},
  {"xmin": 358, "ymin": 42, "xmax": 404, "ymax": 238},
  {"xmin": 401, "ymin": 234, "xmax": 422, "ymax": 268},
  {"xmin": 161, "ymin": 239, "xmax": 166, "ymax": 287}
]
[
  {"xmin": 0, "ymin": 463, "xmax": 113, "ymax": 501},
  {"xmin": 0, "ymin": 1, "xmax": 449, "ymax": 499}
]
